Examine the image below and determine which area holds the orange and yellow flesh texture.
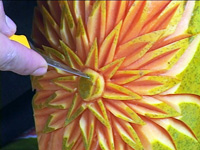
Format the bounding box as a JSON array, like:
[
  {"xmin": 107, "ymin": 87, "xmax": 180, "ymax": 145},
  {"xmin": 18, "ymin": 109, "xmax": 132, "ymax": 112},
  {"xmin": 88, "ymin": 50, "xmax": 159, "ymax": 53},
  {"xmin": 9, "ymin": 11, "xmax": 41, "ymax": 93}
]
[{"xmin": 32, "ymin": 1, "xmax": 200, "ymax": 150}]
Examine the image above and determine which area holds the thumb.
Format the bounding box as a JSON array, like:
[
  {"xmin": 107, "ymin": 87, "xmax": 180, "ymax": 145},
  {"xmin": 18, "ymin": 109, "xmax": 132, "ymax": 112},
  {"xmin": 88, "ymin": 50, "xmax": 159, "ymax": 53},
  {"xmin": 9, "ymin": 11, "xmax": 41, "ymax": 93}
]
[{"xmin": 0, "ymin": 33, "xmax": 47, "ymax": 76}]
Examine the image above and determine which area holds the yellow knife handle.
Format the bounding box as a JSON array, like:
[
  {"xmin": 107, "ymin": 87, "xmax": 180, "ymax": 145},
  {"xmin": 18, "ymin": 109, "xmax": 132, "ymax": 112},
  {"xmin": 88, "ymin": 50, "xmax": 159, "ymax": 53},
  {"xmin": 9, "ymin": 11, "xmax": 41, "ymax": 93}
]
[{"xmin": 9, "ymin": 35, "xmax": 30, "ymax": 48}]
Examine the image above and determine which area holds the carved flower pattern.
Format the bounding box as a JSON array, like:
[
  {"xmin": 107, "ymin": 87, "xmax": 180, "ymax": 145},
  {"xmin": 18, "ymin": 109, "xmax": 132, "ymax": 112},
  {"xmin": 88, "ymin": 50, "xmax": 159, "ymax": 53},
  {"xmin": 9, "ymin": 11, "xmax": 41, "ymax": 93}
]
[{"xmin": 32, "ymin": 1, "xmax": 200, "ymax": 150}]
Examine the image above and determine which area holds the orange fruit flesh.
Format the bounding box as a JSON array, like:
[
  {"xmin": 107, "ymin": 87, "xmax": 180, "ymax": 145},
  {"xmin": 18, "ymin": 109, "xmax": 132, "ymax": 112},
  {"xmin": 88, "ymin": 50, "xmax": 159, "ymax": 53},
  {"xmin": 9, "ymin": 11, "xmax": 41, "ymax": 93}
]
[{"xmin": 32, "ymin": 1, "xmax": 200, "ymax": 150}]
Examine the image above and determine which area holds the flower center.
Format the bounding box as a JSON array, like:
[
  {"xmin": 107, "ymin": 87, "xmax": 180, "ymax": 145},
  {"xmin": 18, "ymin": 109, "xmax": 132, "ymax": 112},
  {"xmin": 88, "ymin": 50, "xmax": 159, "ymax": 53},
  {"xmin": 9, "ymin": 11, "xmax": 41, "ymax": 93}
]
[{"xmin": 78, "ymin": 69, "xmax": 105, "ymax": 101}]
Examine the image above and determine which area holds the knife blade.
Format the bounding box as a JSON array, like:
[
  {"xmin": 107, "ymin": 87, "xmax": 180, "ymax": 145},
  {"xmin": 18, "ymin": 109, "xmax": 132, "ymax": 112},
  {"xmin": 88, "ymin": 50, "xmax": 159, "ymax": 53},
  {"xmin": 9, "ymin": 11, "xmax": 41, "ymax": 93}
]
[{"xmin": 29, "ymin": 42, "xmax": 89, "ymax": 79}]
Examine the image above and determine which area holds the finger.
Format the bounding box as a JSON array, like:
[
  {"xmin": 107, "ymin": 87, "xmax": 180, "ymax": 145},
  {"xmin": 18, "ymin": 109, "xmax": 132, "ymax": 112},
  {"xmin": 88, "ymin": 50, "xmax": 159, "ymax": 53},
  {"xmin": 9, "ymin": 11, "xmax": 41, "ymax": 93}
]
[
  {"xmin": 0, "ymin": 1, "xmax": 16, "ymax": 36},
  {"xmin": 0, "ymin": 32, "xmax": 47, "ymax": 76}
]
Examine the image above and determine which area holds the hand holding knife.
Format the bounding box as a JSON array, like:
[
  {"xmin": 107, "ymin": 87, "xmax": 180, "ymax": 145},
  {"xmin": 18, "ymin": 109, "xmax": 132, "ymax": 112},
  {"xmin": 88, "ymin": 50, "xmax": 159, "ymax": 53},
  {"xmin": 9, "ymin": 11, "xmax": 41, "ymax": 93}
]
[{"xmin": 10, "ymin": 35, "xmax": 89, "ymax": 78}]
